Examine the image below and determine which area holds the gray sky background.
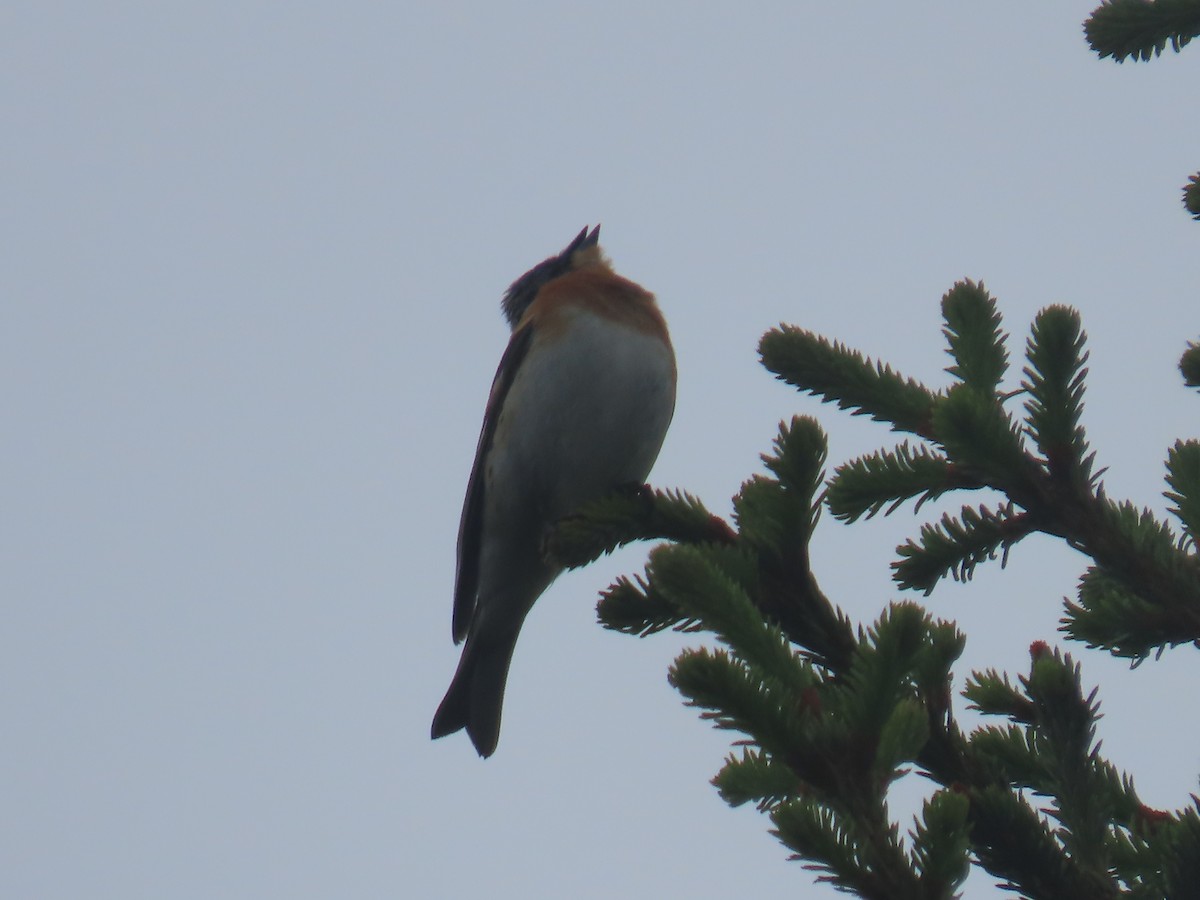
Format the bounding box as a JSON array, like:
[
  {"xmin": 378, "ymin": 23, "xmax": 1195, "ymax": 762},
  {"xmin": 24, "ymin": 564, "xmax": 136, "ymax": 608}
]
[{"xmin": 5, "ymin": 3, "xmax": 1200, "ymax": 898}]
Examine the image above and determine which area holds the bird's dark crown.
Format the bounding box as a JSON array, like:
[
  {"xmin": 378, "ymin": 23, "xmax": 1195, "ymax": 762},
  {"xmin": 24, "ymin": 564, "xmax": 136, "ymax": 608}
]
[{"xmin": 501, "ymin": 225, "xmax": 601, "ymax": 328}]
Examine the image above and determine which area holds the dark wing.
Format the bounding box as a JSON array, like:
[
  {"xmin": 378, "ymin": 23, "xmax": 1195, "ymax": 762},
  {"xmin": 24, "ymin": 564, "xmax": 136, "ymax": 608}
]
[{"xmin": 452, "ymin": 323, "xmax": 535, "ymax": 642}]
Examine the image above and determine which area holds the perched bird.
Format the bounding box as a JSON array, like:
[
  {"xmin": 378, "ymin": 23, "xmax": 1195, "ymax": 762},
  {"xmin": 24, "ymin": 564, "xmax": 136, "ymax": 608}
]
[{"xmin": 431, "ymin": 225, "xmax": 676, "ymax": 757}]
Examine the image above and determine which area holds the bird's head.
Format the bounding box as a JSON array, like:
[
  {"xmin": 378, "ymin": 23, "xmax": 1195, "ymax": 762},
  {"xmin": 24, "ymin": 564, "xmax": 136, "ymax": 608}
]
[{"xmin": 501, "ymin": 225, "xmax": 603, "ymax": 328}]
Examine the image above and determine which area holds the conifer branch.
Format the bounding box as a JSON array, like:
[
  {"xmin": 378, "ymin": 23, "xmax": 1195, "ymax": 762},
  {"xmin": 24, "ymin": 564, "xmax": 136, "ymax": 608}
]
[
  {"xmin": 593, "ymin": 275, "xmax": 1199, "ymax": 894},
  {"xmin": 828, "ymin": 443, "xmax": 975, "ymax": 523},
  {"xmin": 771, "ymin": 798, "xmax": 922, "ymax": 900},
  {"xmin": 1182, "ymin": 340, "xmax": 1200, "ymax": 388},
  {"xmin": 893, "ymin": 503, "xmax": 1035, "ymax": 594},
  {"xmin": 759, "ymin": 326, "xmax": 939, "ymax": 437},
  {"xmin": 650, "ymin": 544, "xmax": 814, "ymax": 693},
  {"xmin": 712, "ymin": 748, "xmax": 804, "ymax": 811},
  {"xmin": 545, "ymin": 485, "xmax": 734, "ymax": 569},
  {"xmin": 1184, "ymin": 172, "xmax": 1200, "ymax": 220},
  {"xmin": 670, "ymin": 647, "xmax": 808, "ymax": 761},
  {"xmin": 787, "ymin": 288, "xmax": 1200, "ymax": 656},
  {"xmin": 941, "ymin": 280, "xmax": 1008, "ymax": 395},
  {"xmin": 595, "ymin": 573, "xmax": 697, "ymax": 636},
  {"xmin": 909, "ymin": 791, "xmax": 971, "ymax": 897},
  {"xmin": 1161, "ymin": 802, "xmax": 1200, "ymax": 894},
  {"xmin": 1084, "ymin": 0, "xmax": 1200, "ymax": 61},
  {"xmin": 1023, "ymin": 306, "xmax": 1094, "ymax": 489},
  {"xmin": 1019, "ymin": 647, "xmax": 1131, "ymax": 870},
  {"xmin": 844, "ymin": 603, "xmax": 930, "ymax": 742},
  {"xmin": 1165, "ymin": 439, "xmax": 1200, "ymax": 546},
  {"xmin": 737, "ymin": 417, "xmax": 826, "ymax": 553},
  {"xmin": 732, "ymin": 418, "xmax": 859, "ymax": 671},
  {"xmin": 961, "ymin": 647, "xmax": 1154, "ymax": 896},
  {"xmin": 968, "ymin": 785, "xmax": 1117, "ymax": 900},
  {"xmin": 930, "ymin": 385, "xmax": 1034, "ymax": 493},
  {"xmin": 769, "ymin": 801, "xmax": 884, "ymax": 898},
  {"xmin": 1058, "ymin": 500, "xmax": 1200, "ymax": 658},
  {"xmin": 964, "ymin": 669, "xmax": 1040, "ymax": 725},
  {"xmin": 761, "ymin": 416, "xmax": 826, "ymax": 518}
]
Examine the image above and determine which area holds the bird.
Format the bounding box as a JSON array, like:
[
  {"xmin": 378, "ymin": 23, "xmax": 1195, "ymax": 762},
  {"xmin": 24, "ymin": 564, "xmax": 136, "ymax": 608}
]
[{"xmin": 431, "ymin": 225, "xmax": 676, "ymax": 757}]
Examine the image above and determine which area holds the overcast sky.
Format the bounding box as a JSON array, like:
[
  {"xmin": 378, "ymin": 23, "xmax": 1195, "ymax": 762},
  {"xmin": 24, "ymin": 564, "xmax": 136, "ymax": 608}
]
[{"xmin": 5, "ymin": 3, "xmax": 1200, "ymax": 898}]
